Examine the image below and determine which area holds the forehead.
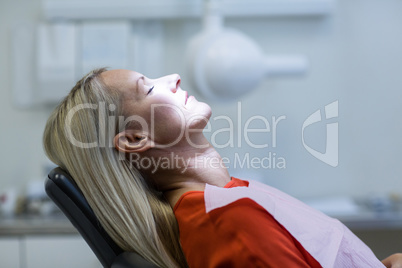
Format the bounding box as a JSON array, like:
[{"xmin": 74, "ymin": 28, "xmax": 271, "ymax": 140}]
[{"xmin": 100, "ymin": 69, "xmax": 142, "ymax": 94}]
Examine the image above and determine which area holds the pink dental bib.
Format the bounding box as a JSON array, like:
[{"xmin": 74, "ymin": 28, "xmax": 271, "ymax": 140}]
[{"xmin": 204, "ymin": 180, "xmax": 384, "ymax": 268}]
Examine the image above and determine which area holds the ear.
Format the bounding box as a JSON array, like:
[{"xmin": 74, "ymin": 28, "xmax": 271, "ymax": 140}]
[{"xmin": 114, "ymin": 130, "xmax": 153, "ymax": 153}]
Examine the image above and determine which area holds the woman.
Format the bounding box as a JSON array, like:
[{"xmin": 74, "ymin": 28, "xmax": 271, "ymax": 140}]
[{"xmin": 44, "ymin": 68, "xmax": 400, "ymax": 268}]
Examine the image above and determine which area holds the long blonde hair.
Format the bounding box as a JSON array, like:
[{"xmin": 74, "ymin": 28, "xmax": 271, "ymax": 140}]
[{"xmin": 43, "ymin": 68, "xmax": 188, "ymax": 268}]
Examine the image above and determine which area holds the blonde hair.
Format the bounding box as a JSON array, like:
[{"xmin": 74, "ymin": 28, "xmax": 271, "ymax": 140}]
[{"xmin": 43, "ymin": 68, "xmax": 188, "ymax": 268}]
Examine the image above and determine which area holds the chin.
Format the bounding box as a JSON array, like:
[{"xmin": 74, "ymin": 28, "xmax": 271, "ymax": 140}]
[
  {"xmin": 187, "ymin": 102, "xmax": 212, "ymax": 129},
  {"xmin": 199, "ymin": 102, "xmax": 212, "ymax": 120}
]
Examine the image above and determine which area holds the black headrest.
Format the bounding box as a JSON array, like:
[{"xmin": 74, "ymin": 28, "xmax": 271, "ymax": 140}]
[{"xmin": 45, "ymin": 167, "xmax": 123, "ymax": 267}]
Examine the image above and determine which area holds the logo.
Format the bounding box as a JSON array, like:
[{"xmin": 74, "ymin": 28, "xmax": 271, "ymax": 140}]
[{"xmin": 302, "ymin": 101, "xmax": 338, "ymax": 167}]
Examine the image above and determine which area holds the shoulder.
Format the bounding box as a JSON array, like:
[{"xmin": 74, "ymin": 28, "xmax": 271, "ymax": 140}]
[
  {"xmin": 175, "ymin": 187, "xmax": 270, "ymax": 232},
  {"xmin": 176, "ymin": 193, "xmax": 277, "ymax": 258},
  {"xmin": 207, "ymin": 197, "xmax": 295, "ymax": 247},
  {"xmin": 173, "ymin": 178, "xmax": 249, "ymax": 222},
  {"xmin": 174, "ymin": 187, "xmax": 283, "ymax": 236},
  {"xmin": 174, "ymin": 189, "xmax": 320, "ymax": 268},
  {"xmin": 208, "ymin": 197, "xmax": 275, "ymax": 228}
]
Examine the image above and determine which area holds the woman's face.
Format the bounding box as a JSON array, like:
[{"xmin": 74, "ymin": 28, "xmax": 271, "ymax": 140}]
[{"xmin": 101, "ymin": 69, "xmax": 211, "ymax": 147}]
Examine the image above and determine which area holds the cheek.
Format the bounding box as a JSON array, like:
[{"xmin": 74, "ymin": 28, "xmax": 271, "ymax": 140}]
[
  {"xmin": 150, "ymin": 105, "xmax": 187, "ymax": 144},
  {"xmin": 152, "ymin": 105, "xmax": 186, "ymax": 125}
]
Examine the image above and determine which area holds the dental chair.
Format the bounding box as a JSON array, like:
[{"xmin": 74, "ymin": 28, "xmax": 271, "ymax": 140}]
[{"xmin": 45, "ymin": 167, "xmax": 158, "ymax": 268}]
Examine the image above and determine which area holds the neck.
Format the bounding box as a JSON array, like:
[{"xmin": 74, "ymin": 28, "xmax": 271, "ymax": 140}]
[{"xmin": 137, "ymin": 136, "xmax": 231, "ymax": 208}]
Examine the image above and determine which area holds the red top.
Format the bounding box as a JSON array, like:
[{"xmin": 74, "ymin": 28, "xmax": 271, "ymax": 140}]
[{"xmin": 174, "ymin": 178, "xmax": 322, "ymax": 268}]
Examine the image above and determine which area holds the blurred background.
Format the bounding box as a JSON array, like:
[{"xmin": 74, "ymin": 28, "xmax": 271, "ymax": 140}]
[{"xmin": 1, "ymin": 0, "xmax": 402, "ymax": 267}]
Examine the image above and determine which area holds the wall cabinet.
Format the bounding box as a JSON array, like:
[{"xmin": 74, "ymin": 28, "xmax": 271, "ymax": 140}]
[
  {"xmin": 0, "ymin": 238, "xmax": 20, "ymax": 268},
  {"xmin": 0, "ymin": 235, "xmax": 100, "ymax": 268}
]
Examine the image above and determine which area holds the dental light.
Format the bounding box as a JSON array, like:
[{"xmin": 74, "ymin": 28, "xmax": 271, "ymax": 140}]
[{"xmin": 186, "ymin": 0, "xmax": 309, "ymax": 100}]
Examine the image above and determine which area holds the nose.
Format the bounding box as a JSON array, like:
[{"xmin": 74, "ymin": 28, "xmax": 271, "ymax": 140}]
[{"xmin": 169, "ymin": 74, "xmax": 181, "ymax": 93}]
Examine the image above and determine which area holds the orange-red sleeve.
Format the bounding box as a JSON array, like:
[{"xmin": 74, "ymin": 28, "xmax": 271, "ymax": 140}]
[{"xmin": 175, "ymin": 193, "xmax": 321, "ymax": 268}]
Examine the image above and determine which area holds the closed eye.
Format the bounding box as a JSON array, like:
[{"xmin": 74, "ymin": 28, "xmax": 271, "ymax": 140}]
[{"xmin": 147, "ymin": 86, "xmax": 154, "ymax": 95}]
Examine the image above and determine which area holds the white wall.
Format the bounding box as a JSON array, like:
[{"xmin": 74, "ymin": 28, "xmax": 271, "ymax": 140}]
[
  {"xmin": 0, "ymin": 0, "xmax": 51, "ymax": 192},
  {"xmin": 165, "ymin": 0, "xmax": 402, "ymax": 199},
  {"xmin": 1, "ymin": 0, "xmax": 402, "ymax": 201}
]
